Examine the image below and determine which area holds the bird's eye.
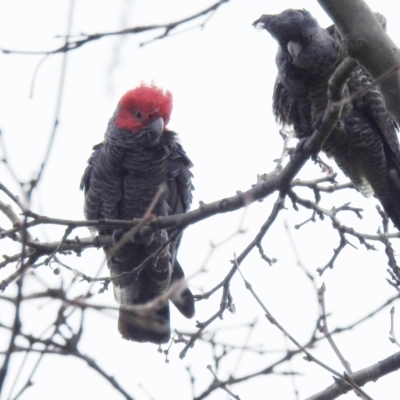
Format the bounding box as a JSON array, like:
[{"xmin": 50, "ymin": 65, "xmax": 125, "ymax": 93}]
[{"xmin": 135, "ymin": 111, "xmax": 142, "ymax": 119}]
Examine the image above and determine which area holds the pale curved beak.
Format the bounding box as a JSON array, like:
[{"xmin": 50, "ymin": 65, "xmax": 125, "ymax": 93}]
[
  {"xmin": 148, "ymin": 116, "xmax": 164, "ymax": 136},
  {"xmin": 287, "ymin": 40, "xmax": 302, "ymax": 63},
  {"xmin": 144, "ymin": 116, "xmax": 165, "ymax": 147}
]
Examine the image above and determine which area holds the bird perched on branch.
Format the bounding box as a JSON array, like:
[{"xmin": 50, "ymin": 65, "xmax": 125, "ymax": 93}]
[
  {"xmin": 254, "ymin": 9, "xmax": 400, "ymax": 230},
  {"xmin": 81, "ymin": 84, "xmax": 195, "ymax": 344}
]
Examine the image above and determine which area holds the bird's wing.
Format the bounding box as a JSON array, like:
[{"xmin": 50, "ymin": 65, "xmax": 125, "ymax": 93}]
[
  {"xmin": 80, "ymin": 142, "xmax": 103, "ymax": 195},
  {"xmin": 360, "ymin": 70, "xmax": 400, "ymax": 166},
  {"xmin": 165, "ymin": 136, "xmax": 195, "ymax": 319},
  {"xmin": 166, "ymin": 140, "xmax": 193, "ymax": 261},
  {"xmin": 80, "ymin": 143, "xmax": 106, "ymax": 227},
  {"xmin": 273, "ymin": 77, "xmax": 313, "ymax": 139},
  {"xmin": 80, "ymin": 141, "xmax": 126, "ymax": 228},
  {"xmin": 333, "ymin": 65, "xmax": 400, "ymax": 228},
  {"xmin": 167, "ymin": 141, "xmax": 194, "ymax": 215}
]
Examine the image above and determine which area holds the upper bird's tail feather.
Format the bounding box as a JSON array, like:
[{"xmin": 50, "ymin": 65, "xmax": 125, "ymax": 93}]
[{"xmin": 170, "ymin": 261, "xmax": 195, "ymax": 318}]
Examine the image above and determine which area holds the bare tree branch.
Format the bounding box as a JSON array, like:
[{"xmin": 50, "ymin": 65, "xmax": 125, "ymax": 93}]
[
  {"xmin": 306, "ymin": 351, "xmax": 400, "ymax": 400},
  {"xmin": 0, "ymin": 0, "xmax": 230, "ymax": 55},
  {"xmin": 317, "ymin": 0, "xmax": 400, "ymax": 125}
]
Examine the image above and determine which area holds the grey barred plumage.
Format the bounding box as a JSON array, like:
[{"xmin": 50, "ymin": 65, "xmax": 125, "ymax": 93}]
[
  {"xmin": 80, "ymin": 84, "xmax": 194, "ymax": 344},
  {"xmin": 254, "ymin": 9, "xmax": 400, "ymax": 230}
]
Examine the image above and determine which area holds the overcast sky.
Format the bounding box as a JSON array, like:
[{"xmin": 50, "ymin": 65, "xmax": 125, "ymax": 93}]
[{"xmin": 1, "ymin": 1, "xmax": 400, "ymax": 399}]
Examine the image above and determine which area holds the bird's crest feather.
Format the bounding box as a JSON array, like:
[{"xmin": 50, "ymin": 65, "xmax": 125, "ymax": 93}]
[{"xmin": 115, "ymin": 84, "xmax": 173, "ymax": 133}]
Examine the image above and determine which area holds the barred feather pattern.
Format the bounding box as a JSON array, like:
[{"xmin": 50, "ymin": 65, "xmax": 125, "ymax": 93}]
[
  {"xmin": 255, "ymin": 9, "xmax": 400, "ymax": 230},
  {"xmin": 81, "ymin": 112, "xmax": 194, "ymax": 344}
]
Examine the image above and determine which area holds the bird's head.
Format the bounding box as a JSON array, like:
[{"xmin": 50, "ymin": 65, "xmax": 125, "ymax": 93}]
[
  {"xmin": 254, "ymin": 9, "xmax": 318, "ymax": 48},
  {"xmin": 254, "ymin": 9, "xmax": 339, "ymax": 73},
  {"xmin": 114, "ymin": 84, "xmax": 173, "ymax": 147}
]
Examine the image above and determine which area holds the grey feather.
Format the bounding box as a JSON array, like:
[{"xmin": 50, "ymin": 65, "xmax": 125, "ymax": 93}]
[{"xmin": 255, "ymin": 9, "xmax": 400, "ymax": 229}]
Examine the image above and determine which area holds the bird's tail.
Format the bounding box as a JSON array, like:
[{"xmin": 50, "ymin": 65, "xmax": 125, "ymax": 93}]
[
  {"xmin": 117, "ymin": 261, "xmax": 195, "ymax": 344},
  {"xmin": 109, "ymin": 237, "xmax": 195, "ymax": 344},
  {"xmin": 118, "ymin": 301, "xmax": 170, "ymax": 344},
  {"xmin": 109, "ymin": 248, "xmax": 171, "ymax": 344},
  {"xmin": 170, "ymin": 260, "xmax": 195, "ymax": 318}
]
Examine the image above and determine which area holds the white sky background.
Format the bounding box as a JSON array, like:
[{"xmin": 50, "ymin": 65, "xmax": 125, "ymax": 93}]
[{"xmin": 1, "ymin": 0, "xmax": 400, "ymax": 399}]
